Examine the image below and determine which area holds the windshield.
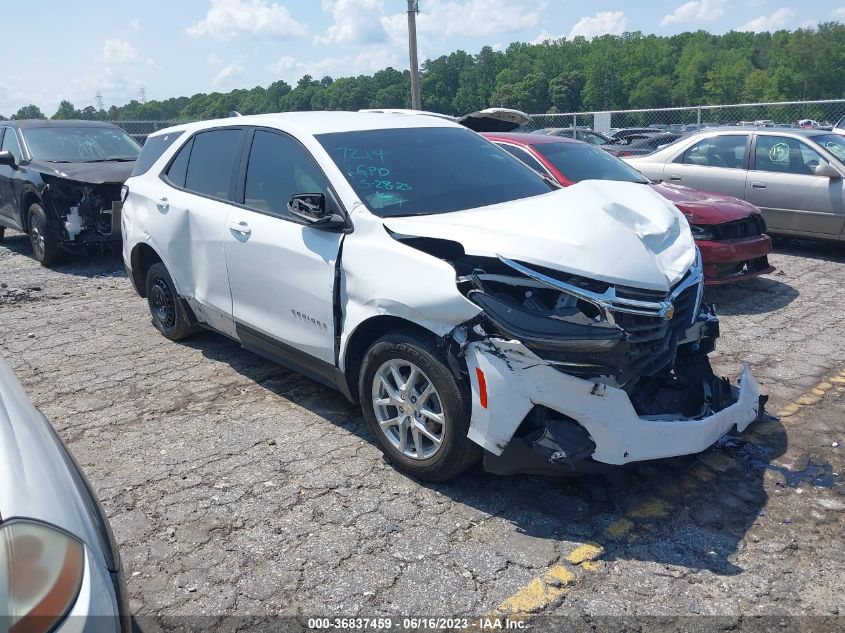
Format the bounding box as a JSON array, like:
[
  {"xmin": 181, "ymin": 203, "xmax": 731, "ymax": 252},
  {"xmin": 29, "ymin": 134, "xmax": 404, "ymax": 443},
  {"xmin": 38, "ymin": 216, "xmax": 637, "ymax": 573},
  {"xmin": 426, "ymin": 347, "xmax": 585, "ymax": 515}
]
[
  {"xmin": 814, "ymin": 134, "xmax": 845, "ymax": 163},
  {"xmin": 23, "ymin": 127, "xmax": 141, "ymax": 162},
  {"xmin": 535, "ymin": 142, "xmax": 649, "ymax": 184},
  {"xmin": 316, "ymin": 127, "xmax": 551, "ymax": 217}
]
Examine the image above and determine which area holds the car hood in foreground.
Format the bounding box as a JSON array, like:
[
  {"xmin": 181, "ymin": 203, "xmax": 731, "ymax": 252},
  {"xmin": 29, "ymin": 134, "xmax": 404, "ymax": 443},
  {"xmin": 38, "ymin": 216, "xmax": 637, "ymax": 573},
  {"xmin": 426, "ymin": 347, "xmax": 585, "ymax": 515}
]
[
  {"xmin": 650, "ymin": 182, "xmax": 761, "ymax": 225},
  {"xmin": 30, "ymin": 159, "xmax": 135, "ymax": 185},
  {"xmin": 0, "ymin": 355, "xmax": 118, "ymax": 571},
  {"xmin": 383, "ymin": 180, "xmax": 696, "ymax": 293}
]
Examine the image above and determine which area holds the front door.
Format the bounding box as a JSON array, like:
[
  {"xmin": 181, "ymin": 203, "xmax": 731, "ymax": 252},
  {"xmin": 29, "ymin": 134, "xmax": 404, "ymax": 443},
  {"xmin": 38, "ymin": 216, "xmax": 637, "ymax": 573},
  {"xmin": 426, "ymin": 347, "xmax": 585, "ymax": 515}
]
[
  {"xmin": 224, "ymin": 129, "xmax": 344, "ymax": 368},
  {"xmin": 746, "ymin": 134, "xmax": 845, "ymax": 235}
]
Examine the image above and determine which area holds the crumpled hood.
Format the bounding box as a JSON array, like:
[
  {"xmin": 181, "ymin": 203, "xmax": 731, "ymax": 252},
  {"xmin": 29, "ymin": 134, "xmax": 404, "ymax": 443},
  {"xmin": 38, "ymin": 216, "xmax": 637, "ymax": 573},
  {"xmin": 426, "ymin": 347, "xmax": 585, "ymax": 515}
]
[
  {"xmin": 383, "ymin": 180, "xmax": 696, "ymax": 293},
  {"xmin": 651, "ymin": 182, "xmax": 761, "ymax": 225},
  {"xmin": 31, "ymin": 159, "xmax": 135, "ymax": 185}
]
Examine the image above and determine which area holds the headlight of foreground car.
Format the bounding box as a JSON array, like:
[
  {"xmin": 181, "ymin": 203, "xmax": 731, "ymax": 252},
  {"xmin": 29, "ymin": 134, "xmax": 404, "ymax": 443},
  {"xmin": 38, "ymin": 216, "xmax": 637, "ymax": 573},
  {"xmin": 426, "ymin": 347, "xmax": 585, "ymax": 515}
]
[
  {"xmin": 689, "ymin": 224, "xmax": 715, "ymax": 241},
  {"xmin": 0, "ymin": 520, "xmax": 85, "ymax": 633}
]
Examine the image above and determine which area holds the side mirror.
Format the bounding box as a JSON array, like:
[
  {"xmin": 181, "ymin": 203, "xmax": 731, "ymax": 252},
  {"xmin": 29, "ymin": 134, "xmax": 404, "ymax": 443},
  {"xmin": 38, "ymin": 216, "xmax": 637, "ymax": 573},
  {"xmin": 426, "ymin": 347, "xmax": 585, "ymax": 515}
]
[
  {"xmin": 815, "ymin": 163, "xmax": 842, "ymax": 179},
  {"xmin": 0, "ymin": 151, "xmax": 15, "ymax": 168},
  {"xmin": 288, "ymin": 193, "xmax": 346, "ymax": 230}
]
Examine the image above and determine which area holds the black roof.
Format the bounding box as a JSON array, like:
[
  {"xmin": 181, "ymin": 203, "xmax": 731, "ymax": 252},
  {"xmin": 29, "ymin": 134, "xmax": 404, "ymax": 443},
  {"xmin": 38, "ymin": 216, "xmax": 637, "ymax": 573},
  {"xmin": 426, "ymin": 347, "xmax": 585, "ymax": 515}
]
[{"xmin": 5, "ymin": 119, "xmax": 121, "ymax": 130}]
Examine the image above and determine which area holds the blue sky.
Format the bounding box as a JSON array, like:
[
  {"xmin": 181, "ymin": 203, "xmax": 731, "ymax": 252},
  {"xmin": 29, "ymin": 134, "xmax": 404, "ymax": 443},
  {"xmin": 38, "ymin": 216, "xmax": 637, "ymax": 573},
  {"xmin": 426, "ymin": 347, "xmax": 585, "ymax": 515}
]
[{"xmin": 2, "ymin": 0, "xmax": 844, "ymax": 116}]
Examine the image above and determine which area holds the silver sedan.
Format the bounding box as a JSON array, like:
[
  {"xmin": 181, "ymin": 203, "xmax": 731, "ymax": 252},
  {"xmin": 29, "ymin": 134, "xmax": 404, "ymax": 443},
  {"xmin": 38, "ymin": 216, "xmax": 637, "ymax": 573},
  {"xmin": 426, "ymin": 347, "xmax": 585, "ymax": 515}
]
[
  {"xmin": 626, "ymin": 127, "xmax": 845, "ymax": 241},
  {"xmin": 0, "ymin": 355, "xmax": 129, "ymax": 632}
]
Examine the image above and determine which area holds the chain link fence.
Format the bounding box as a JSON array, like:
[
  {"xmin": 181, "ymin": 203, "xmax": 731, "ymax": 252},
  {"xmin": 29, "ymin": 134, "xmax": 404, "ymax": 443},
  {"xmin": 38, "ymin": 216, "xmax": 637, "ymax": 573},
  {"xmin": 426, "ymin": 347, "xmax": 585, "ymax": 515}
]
[
  {"xmin": 523, "ymin": 99, "xmax": 845, "ymax": 136},
  {"xmin": 108, "ymin": 99, "xmax": 845, "ymax": 145},
  {"xmin": 107, "ymin": 120, "xmax": 187, "ymax": 145}
]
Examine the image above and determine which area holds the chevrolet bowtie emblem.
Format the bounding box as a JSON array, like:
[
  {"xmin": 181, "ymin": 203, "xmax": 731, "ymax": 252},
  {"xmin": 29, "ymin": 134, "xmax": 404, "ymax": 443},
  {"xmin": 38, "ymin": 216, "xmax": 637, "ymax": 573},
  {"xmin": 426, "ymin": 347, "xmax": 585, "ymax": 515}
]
[{"xmin": 665, "ymin": 305, "xmax": 675, "ymax": 320}]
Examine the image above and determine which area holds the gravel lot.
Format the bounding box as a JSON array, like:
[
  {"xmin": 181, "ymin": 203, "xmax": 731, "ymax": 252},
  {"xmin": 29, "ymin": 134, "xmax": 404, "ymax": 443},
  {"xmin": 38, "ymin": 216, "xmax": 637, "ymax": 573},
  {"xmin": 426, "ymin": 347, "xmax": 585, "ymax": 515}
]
[{"xmin": 1, "ymin": 230, "xmax": 844, "ymax": 630}]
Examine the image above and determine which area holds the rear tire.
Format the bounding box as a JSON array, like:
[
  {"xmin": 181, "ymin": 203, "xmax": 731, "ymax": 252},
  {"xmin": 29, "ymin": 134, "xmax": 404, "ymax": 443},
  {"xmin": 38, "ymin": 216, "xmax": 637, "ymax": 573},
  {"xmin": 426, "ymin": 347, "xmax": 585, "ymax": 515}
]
[
  {"xmin": 27, "ymin": 203, "xmax": 61, "ymax": 266},
  {"xmin": 145, "ymin": 262, "xmax": 195, "ymax": 341},
  {"xmin": 359, "ymin": 332, "xmax": 481, "ymax": 481}
]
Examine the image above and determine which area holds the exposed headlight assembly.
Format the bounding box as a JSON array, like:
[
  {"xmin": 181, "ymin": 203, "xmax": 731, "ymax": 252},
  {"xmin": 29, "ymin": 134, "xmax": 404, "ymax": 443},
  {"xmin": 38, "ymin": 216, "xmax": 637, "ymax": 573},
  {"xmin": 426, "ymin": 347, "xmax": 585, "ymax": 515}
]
[
  {"xmin": 689, "ymin": 224, "xmax": 716, "ymax": 241},
  {"xmin": 0, "ymin": 520, "xmax": 85, "ymax": 633}
]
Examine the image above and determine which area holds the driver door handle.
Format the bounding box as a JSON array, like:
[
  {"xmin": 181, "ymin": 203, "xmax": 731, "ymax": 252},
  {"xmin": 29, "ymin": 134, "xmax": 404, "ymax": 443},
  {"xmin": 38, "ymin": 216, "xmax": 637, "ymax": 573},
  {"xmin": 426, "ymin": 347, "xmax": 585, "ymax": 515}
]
[
  {"xmin": 750, "ymin": 182, "xmax": 767, "ymax": 189},
  {"xmin": 229, "ymin": 220, "xmax": 251, "ymax": 235},
  {"xmin": 668, "ymin": 174, "xmax": 682, "ymax": 181}
]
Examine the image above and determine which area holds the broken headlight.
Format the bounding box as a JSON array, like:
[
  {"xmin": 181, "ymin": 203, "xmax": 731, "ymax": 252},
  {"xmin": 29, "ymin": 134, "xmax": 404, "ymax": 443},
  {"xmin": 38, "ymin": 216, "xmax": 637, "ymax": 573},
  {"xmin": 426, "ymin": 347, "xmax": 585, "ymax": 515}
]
[
  {"xmin": 689, "ymin": 224, "xmax": 715, "ymax": 241},
  {"xmin": 466, "ymin": 271, "xmax": 625, "ymax": 352}
]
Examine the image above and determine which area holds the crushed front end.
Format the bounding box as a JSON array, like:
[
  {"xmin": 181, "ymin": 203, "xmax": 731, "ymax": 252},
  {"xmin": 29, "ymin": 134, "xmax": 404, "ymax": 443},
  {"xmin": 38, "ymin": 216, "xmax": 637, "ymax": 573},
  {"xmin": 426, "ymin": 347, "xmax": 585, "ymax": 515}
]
[
  {"xmin": 450, "ymin": 251, "xmax": 764, "ymax": 475},
  {"xmin": 42, "ymin": 176, "xmax": 123, "ymax": 252}
]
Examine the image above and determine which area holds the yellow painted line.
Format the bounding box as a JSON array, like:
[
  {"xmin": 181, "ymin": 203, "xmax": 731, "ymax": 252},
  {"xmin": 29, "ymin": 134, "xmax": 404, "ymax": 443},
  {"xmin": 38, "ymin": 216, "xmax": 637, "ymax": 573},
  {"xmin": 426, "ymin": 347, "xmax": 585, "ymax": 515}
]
[
  {"xmin": 778, "ymin": 368, "xmax": 845, "ymax": 418},
  {"xmin": 566, "ymin": 542, "xmax": 603, "ymax": 566},
  {"xmin": 495, "ymin": 564, "xmax": 575, "ymax": 616},
  {"xmin": 606, "ymin": 517, "xmax": 634, "ymax": 538},
  {"xmin": 628, "ymin": 498, "xmax": 672, "ymax": 520}
]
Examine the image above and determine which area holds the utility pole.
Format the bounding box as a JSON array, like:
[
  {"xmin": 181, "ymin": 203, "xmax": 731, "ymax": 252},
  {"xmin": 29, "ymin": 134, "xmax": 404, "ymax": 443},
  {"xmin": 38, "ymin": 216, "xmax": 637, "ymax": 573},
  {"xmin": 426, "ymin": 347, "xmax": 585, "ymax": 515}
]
[
  {"xmin": 407, "ymin": 0, "xmax": 421, "ymax": 110},
  {"xmin": 95, "ymin": 91, "xmax": 105, "ymax": 111}
]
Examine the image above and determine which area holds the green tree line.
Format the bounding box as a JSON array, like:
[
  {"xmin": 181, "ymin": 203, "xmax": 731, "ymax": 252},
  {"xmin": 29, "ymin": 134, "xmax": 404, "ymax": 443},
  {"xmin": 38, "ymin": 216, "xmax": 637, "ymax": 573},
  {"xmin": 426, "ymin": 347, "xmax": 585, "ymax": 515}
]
[{"xmin": 3, "ymin": 23, "xmax": 844, "ymax": 122}]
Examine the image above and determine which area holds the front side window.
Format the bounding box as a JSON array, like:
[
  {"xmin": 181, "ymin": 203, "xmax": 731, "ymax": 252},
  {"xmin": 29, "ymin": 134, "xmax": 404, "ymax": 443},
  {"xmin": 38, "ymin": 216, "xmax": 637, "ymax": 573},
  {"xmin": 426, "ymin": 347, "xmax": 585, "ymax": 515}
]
[
  {"xmin": 811, "ymin": 134, "xmax": 845, "ymax": 164},
  {"xmin": 316, "ymin": 127, "xmax": 550, "ymax": 217},
  {"xmin": 534, "ymin": 142, "xmax": 649, "ymax": 184},
  {"xmin": 755, "ymin": 135, "xmax": 826, "ymax": 176},
  {"xmin": 244, "ymin": 130, "xmax": 331, "ymax": 219},
  {"xmin": 183, "ymin": 129, "xmax": 242, "ymax": 200},
  {"xmin": 1, "ymin": 128, "xmax": 23, "ymax": 163},
  {"xmin": 22, "ymin": 126, "xmax": 139, "ymax": 162},
  {"xmin": 682, "ymin": 135, "xmax": 748, "ymax": 169}
]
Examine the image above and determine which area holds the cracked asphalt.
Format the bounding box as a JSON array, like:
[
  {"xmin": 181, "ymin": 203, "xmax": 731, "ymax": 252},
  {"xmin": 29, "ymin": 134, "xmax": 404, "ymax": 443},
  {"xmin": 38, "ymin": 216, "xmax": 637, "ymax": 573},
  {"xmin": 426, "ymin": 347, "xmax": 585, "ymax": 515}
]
[{"xmin": 1, "ymin": 230, "xmax": 844, "ymax": 630}]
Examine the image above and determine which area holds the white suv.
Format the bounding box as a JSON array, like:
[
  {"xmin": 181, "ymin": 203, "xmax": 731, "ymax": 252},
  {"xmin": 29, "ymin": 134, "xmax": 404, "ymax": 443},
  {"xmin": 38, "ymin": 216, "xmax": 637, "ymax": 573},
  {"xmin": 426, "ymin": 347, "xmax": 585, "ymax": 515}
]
[{"xmin": 122, "ymin": 112, "xmax": 763, "ymax": 481}]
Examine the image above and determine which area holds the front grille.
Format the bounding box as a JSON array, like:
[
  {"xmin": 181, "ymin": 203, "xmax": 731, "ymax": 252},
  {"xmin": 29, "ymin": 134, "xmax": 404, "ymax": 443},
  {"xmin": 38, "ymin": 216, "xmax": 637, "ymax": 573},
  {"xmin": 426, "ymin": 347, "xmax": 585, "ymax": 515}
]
[
  {"xmin": 611, "ymin": 282, "xmax": 699, "ymax": 376},
  {"xmin": 710, "ymin": 215, "xmax": 767, "ymax": 241}
]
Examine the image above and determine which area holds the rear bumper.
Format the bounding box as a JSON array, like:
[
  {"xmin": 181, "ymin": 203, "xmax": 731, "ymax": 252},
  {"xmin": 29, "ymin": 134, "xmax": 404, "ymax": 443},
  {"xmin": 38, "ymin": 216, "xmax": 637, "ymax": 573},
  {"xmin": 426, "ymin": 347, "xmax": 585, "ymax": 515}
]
[
  {"xmin": 697, "ymin": 234, "xmax": 775, "ymax": 285},
  {"xmin": 464, "ymin": 338, "xmax": 761, "ymax": 469}
]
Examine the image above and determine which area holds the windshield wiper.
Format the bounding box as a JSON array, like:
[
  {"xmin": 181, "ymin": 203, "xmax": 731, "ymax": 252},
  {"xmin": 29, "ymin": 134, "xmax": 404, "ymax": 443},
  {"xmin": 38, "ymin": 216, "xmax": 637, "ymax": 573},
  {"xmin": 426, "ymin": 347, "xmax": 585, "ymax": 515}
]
[{"xmin": 80, "ymin": 157, "xmax": 136, "ymax": 163}]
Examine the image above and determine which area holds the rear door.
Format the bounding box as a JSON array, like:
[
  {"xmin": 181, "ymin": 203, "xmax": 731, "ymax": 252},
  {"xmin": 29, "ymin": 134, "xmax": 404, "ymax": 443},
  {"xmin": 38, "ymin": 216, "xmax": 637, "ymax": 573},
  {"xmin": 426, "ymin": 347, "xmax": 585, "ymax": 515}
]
[
  {"xmin": 224, "ymin": 128, "xmax": 344, "ymax": 369},
  {"xmin": 155, "ymin": 128, "xmax": 244, "ymax": 335},
  {"xmin": 662, "ymin": 133, "xmax": 750, "ymax": 198},
  {"xmin": 745, "ymin": 134, "xmax": 845, "ymax": 235}
]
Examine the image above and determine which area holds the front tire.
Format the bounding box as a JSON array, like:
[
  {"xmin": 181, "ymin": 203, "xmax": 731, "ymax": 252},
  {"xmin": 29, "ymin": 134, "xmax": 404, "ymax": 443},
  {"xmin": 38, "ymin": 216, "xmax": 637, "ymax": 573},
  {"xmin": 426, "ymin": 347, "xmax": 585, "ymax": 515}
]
[
  {"xmin": 145, "ymin": 262, "xmax": 195, "ymax": 340},
  {"xmin": 359, "ymin": 332, "xmax": 481, "ymax": 481},
  {"xmin": 28, "ymin": 203, "xmax": 61, "ymax": 266}
]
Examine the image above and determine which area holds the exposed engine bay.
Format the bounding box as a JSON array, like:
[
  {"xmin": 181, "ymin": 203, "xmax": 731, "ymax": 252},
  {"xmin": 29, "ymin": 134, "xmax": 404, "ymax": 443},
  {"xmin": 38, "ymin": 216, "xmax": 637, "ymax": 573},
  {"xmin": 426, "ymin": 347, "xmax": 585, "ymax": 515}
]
[{"xmin": 42, "ymin": 176, "xmax": 122, "ymax": 247}]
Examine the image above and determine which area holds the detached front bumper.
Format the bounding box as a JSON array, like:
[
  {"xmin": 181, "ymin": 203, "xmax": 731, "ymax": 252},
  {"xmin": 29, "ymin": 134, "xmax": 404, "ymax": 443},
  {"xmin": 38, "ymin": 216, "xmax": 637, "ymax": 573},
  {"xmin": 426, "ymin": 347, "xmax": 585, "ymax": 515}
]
[
  {"xmin": 464, "ymin": 338, "xmax": 761, "ymax": 469},
  {"xmin": 698, "ymin": 234, "xmax": 775, "ymax": 285}
]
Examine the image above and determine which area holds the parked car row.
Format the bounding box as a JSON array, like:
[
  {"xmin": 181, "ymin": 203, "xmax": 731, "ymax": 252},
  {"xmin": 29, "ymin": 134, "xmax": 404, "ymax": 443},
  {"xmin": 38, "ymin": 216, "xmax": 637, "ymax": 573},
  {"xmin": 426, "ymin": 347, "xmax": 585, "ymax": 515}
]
[{"xmin": 1, "ymin": 108, "xmax": 784, "ymax": 630}]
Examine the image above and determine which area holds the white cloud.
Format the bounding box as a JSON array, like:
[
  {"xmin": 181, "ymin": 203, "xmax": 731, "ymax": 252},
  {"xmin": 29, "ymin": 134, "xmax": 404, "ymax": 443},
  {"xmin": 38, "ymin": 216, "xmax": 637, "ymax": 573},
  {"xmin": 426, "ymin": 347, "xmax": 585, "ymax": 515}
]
[
  {"xmin": 187, "ymin": 0, "xmax": 306, "ymax": 41},
  {"xmin": 832, "ymin": 7, "xmax": 845, "ymax": 19},
  {"xmin": 316, "ymin": 0, "xmax": 388, "ymax": 45},
  {"xmin": 568, "ymin": 11, "xmax": 627, "ymax": 39},
  {"xmin": 129, "ymin": 17, "xmax": 141, "ymax": 32},
  {"xmin": 269, "ymin": 47, "xmax": 401, "ymax": 83},
  {"xmin": 660, "ymin": 0, "xmax": 727, "ymax": 27},
  {"xmin": 381, "ymin": 0, "xmax": 545, "ymax": 41},
  {"xmin": 207, "ymin": 53, "xmax": 222, "ymax": 66},
  {"xmin": 738, "ymin": 7, "xmax": 796, "ymax": 32},
  {"xmin": 99, "ymin": 39, "xmax": 139, "ymax": 64},
  {"xmin": 212, "ymin": 61, "xmax": 247, "ymax": 88}
]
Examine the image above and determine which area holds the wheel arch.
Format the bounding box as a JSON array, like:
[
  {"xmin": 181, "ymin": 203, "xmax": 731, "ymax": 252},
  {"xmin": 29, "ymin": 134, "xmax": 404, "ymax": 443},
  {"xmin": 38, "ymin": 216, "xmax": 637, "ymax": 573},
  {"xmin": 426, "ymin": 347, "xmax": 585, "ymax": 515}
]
[
  {"xmin": 130, "ymin": 242, "xmax": 164, "ymax": 298},
  {"xmin": 20, "ymin": 190, "xmax": 41, "ymax": 232},
  {"xmin": 340, "ymin": 315, "xmax": 441, "ymax": 404}
]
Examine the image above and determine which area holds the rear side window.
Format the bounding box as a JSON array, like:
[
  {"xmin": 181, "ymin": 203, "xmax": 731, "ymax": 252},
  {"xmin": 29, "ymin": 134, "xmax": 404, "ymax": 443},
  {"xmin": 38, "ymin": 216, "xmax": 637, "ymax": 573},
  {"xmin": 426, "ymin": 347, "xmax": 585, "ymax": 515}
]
[
  {"xmin": 682, "ymin": 135, "xmax": 748, "ymax": 169},
  {"xmin": 131, "ymin": 132, "xmax": 182, "ymax": 176},
  {"xmin": 184, "ymin": 129, "xmax": 242, "ymax": 200},
  {"xmin": 164, "ymin": 138, "xmax": 193, "ymax": 188},
  {"xmin": 496, "ymin": 143, "xmax": 551, "ymax": 177}
]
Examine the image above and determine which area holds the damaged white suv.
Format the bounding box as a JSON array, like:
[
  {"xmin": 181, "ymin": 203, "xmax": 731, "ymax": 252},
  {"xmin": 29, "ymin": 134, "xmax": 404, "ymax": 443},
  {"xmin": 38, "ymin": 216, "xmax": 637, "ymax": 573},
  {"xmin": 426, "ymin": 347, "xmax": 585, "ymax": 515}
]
[{"xmin": 122, "ymin": 112, "xmax": 764, "ymax": 481}]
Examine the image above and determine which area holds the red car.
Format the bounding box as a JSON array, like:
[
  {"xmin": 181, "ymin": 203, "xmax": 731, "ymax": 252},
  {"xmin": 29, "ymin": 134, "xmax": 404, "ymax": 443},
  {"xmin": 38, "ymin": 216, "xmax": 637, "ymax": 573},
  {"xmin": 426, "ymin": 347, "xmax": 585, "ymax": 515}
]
[{"xmin": 484, "ymin": 132, "xmax": 775, "ymax": 286}]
